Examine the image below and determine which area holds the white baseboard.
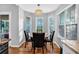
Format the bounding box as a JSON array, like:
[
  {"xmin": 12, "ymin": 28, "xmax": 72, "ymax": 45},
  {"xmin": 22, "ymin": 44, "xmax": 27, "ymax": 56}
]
[
  {"xmin": 53, "ymin": 41, "xmax": 60, "ymax": 48},
  {"xmin": 9, "ymin": 44, "xmax": 19, "ymax": 47},
  {"xmin": 19, "ymin": 39, "xmax": 25, "ymax": 47}
]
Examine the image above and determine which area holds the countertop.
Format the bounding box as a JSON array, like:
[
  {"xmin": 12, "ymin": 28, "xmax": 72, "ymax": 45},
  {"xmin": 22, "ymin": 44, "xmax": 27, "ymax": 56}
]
[
  {"xmin": 62, "ymin": 40, "xmax": 79, "ymax": 54},
  {"xmin": 0, "ymin": 38, "xmax": 10, "ymax": 45}
]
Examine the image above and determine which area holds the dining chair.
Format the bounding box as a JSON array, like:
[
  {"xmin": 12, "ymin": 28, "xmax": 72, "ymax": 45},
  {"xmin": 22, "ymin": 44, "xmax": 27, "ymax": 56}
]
[
  {"xmin": 24, "ymin": 31, "xmax": 31, "ymax": 48},
  {"xmin": 44, "ymin": 31, "xmax": 55, "ymax": 51},
  {"xmin": 32, "ymin": 33, "xmax": 46, "ymax": 54}
]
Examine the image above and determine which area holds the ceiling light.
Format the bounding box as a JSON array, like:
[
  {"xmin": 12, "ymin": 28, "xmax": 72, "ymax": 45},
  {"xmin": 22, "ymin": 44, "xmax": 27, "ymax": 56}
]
[{"xmin": 35, "ymin": 4, "xmax": 42, "ymax": 16}]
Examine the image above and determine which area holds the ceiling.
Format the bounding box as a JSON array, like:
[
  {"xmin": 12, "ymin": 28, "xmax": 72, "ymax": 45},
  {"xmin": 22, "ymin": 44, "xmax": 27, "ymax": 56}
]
[{"xmin": 18, "ymin": 4, "xmax": 60, "ymax": 13}]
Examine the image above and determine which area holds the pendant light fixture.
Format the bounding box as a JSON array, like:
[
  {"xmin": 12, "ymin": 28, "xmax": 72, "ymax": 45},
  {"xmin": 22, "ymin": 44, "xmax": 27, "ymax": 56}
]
[{"xmin": 35, "ymin": 4, "xmax": 42, "ymax": 16}]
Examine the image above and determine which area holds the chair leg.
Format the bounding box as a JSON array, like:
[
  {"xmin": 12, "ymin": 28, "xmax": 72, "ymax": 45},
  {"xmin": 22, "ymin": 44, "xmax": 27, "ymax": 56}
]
[
  {"xmin": 45, "ymin": 46, "xmax": 47, "ymax": 51},
  {"xmin": 44, "ymin": 42, "xmax": 48, "ymax": 51},
  {"xmin": 33, "ymin": 47, "xmax": 35, "ymax": 54},
  {"xmin": 51, "ymin": 42, "xmax": 53, "ymax": 51},
  {"xmin": 60, "ymin": 47, "xmax": 62, "ymax": 54},
  {"xmin": 50, "ymin": 42, "xmax": 53, "ymax": 50},
  {"xmin": 25, "ymin": 41, "xmax": 29, "ymax": 48},
  {"xmin": 42, "ymin": 47, "xmax": 44, "ymax": 54},
  {"xmin": 45, "ymin": 45, "xmax": 47, "ymax": 51},
  {"xmin": 25, "ymin": 42, "xmax": 26, "ymax": 48}
]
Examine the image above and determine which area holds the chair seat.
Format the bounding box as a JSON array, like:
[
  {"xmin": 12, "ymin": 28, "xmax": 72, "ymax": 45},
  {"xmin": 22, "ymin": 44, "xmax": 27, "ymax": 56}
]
[{"xmin": 44, "ymin": 39, "xmax": 51, "ymax": 42}]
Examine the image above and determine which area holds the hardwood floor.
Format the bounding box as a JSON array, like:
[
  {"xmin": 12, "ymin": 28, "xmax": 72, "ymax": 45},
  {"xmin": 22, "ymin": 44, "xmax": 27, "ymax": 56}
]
[{"xmin": 9, "ymin": 42, "xmax": 60, "ymax": 54}]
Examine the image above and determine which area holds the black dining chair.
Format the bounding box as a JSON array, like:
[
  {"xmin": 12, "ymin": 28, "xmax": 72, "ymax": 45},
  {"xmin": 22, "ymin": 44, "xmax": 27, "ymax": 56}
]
[
  {"xmin": 45, "ymin": 31, "xmax": 55, "ymax": 50},
  {"xmin": 32, "ymin": 33, "xmax": 46, "ymax": 54},
  {"xmin": 24, "ymin": 31, "xmax": 31, "ymax": 48}
]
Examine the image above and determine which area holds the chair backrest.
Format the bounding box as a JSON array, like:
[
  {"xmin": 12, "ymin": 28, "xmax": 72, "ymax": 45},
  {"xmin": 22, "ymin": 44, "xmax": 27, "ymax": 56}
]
[
  {"xmin": 32, "ymin": 33, "xmax": 45, "ymax": 47},
  {"xmin": 24, "ymin": 31, "xmax": 29, "ymax": 41},
  {"xmin": 50, "ymin": 31, "xmax": 55, "ymax": 41}
]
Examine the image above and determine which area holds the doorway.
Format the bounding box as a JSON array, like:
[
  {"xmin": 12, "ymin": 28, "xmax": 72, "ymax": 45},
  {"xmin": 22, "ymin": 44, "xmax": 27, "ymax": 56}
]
[{"xmin": 0, "ymin": 15, "xmax": 9, "ymax": 39}]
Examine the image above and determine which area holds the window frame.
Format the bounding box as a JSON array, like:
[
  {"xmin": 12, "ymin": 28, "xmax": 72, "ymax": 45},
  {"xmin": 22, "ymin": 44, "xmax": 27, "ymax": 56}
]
[{"xmin": 58, "ymin": 4, "xmax": 77, "ymax": 40}]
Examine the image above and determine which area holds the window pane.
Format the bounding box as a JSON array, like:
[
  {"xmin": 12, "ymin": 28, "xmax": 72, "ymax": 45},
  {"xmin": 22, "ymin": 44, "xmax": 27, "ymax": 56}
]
[
  {"xmin": 36, "ymin": 17, "xmax": 43, "ymax": 32},
  {"xmin": 60, "ymin": 12, "xmax": 65, "ymax": 25},
  {"xmin": 59, "ymin": 11, "xmax": 65, "ymax": 37},
  {"xmin": 66, "ymin": 24, "xmax": 77, "ymax": 40},
  {"xmin": 66, "ymin": 5, "xmax": 75, "ymax": 24},
  {"xmin": 66, "ymin": 5, "xmax": 77, "ymax": 40},
  {"xmin": 59, "ymin": 25, "xmax": 64, "ymax": 37},
  {"xmin": 48, "ymin": 16, "xmax": 55, "ymax": 33},
  {"xmin": 24, "ymin": 17, "xmax": 31, "ymax": 32}
]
